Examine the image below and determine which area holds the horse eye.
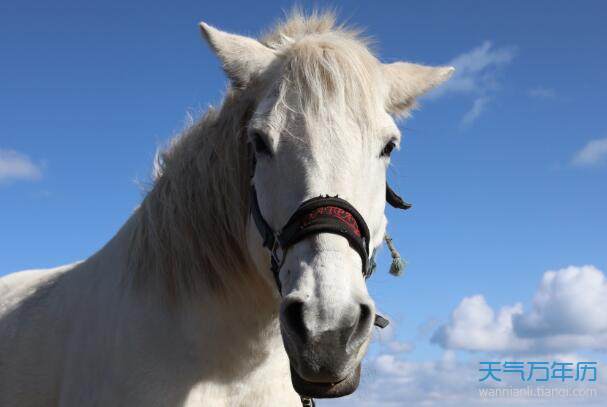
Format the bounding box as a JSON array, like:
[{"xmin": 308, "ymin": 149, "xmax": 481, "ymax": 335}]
[
  {"xmin": 381, "ymin": 141, "xmax": 396, "ymax": 158},
  {"xmin": 251, "ymin": 131, "xmax": 272, "ymax": 157}
]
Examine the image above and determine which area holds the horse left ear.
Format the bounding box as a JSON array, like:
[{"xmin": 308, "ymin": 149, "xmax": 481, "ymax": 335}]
[
  {"xmin": 383, "ymin": 62, "xmax": 454, "ymax": 116},
  {"xmin": 199, "ymin": 22, "xmax": 276, "ymax": 88}
]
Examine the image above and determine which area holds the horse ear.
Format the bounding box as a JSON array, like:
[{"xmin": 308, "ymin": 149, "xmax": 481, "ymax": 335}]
[
  {"xmin": 383, "ymin": 62, "xmax": 454, "ymax": 115},
  {"xmin": 199, "ymin": 22, "xmax": 275, "ymax": 88}
]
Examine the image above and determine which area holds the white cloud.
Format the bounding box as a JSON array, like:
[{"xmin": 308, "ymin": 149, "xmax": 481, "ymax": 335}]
[
  {"xmin": 431, "ymin": 41, "xmax": 515, "ymax": 98},
  {"xmin": 0, "ymin": 149, "xmax": 43, "ymax": 184},
  {"xmin": 370, "ymin": 313, "xmax": 415, "ymax": 353},
  {"xmin": 386, "ymin": 340, "xmax": 415, "ymax": 353},
  {"xmin": 431, "ymin": 265, "xmax": 607, "ymax": 354},
  {"xmin": 528, "ymin": 87, "xmax": 557, "ymax": 99},
  {"xmin": 427, "ymin": 41, "xmax": 515, "ymax": 125},
  {"xmin": 417, "ymin": 318, "xmax": 440, "ymax": 339},
  {"xmin": 572, "ymin": 138, "xmax": 607, "ymax": 167},
  {"xmin": 514, "ymin": 265, "xmax": 607, "ymax": 337},
  {"xmin": 461, "ymin": 96, "xmax": 490, "ymax": 126},
  {"xmin": 431, "ymin": 295, "xmax": 529, "ymax": 352}
]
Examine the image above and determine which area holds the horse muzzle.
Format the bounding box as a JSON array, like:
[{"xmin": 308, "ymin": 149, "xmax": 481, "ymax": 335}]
[
  {"xmin": 290, "ymin": 364, "xmax": 362, "ymax": 398},
  {"xmin": 280, "ymin": 290, "xmax": 373, "ymax": 398}
]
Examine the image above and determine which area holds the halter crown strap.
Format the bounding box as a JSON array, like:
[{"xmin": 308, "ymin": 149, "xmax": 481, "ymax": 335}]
[
  {"xmin": 250, "ymin": 186, "xmax": 277, "ymax": 250},
  {"xmin": 250, "ymin": 186, "xmax": 284, "ymax": 290}
]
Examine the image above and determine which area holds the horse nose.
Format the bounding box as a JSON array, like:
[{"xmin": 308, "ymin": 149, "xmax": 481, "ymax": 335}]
[
  {"xmin": 282, "ymin": 297, "xmax": 308, "ymax": 342},
  {"xmin": 280, "ymin": 295, "xmax": 374, "ymax": 353},
  {"xmin": 350, "ymin": 302, "xmax": 374, "ymax": 348}
]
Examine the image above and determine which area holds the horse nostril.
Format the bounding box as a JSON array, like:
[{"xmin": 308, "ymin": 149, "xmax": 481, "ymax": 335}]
[
  {"xmin": 282, "ymin": 298, "xmax": 308, "ymax": 341},
  {"xmin": 348, "ymin": 302, "xmax": 374, "ymax": 349},
  {"xmin": 359, "ymin": 303, "xmax": 372, "ymax": 327}
]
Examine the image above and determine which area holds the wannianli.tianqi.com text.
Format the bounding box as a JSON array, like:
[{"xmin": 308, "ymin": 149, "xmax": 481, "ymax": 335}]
[{"xmin": 478, "ymin": 386, "xmax": 598, "ymax": 399}]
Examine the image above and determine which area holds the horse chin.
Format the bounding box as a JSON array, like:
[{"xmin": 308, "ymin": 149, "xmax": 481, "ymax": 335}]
[{"xmin": 290, "ymin": 364, "xmax": 361, "ymax": 399}]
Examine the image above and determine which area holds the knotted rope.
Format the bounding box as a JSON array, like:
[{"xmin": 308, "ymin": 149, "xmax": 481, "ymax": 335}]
[{"xmin": 384, "ymin": 233, "xmax": 406, "ymax": 276}]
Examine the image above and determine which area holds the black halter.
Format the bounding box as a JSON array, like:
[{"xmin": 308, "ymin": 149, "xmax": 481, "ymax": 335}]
[{"xmin": 249, "ymin": 161, "xmax": 410, "ymax": 407}]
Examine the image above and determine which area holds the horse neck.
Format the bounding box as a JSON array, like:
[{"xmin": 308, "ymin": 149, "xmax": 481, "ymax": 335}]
[{"xmin": 80, "ymin": 216, "xmax": 291, "ymax": 402}]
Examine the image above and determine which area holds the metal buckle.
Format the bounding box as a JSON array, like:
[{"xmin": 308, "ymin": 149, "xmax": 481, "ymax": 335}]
[
  {"xmin": 300, "ymin": 396, "xmax": 315, "ymax": 407},
  {"xmin": 270, "ymin": 235, "xmax": 284, "ymax": 268}
]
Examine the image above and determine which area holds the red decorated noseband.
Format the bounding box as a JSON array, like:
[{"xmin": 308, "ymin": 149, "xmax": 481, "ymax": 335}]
[{"xmin": 300, "ymin": 206, "xmax": 362, "ymax": 238}]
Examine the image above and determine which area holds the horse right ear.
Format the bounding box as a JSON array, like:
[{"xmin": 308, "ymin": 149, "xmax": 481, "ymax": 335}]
[
  {"xmin": 199, "ymin": 22, "xmax": 276, "ymax": 88},
  {"xmin": 382, "ymin": 62, "xmax": 454, "ymax": 117}
]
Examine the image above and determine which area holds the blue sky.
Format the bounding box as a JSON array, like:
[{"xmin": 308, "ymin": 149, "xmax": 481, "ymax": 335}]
[{"xmin": 1, "ymin": 1, "xmax": 606, "ymax": 405}]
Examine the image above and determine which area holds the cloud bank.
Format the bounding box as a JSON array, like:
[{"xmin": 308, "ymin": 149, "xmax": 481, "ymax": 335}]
[{"xmin": 432, "ymin": 265, "xmax": 607, "ymax": 354}]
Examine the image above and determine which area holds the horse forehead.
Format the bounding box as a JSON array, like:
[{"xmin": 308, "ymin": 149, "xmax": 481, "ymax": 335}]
[
  {"xmin": 253, "ymin": 73, "xmax": 386, "ymax": 131},
  {"xmin": 253, "ymin": 92, "xmax": 385, "ymax": 143}
]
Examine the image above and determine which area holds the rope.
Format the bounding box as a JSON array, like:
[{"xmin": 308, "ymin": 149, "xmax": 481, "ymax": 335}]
[{"xmin": 384, "ymin": 233, "xmax": 406, "ymax": 276}]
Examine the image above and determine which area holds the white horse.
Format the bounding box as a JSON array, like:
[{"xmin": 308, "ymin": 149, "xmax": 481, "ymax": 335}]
[{"xmin": 0, "ymin": 12, "xmax": 452, "ymax": 407}]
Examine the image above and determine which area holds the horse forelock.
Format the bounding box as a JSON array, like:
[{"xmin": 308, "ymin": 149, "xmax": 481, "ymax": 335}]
[{"xmin": 263, "ymin": 10, "xmax": 385, "ymax": 138}]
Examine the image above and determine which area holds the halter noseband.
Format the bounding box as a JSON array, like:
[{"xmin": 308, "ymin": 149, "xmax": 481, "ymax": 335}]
[
  {"xmin": 251, "ymin": 187, "xmax": 373, "ymax": 291},
  {"xmin": 250, "ymin": 180, "xmax": 410, "ymax": 287}
]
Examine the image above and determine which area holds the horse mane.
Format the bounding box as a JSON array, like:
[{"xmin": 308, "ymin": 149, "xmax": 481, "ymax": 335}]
[
  {"xmin": 127, "ymin": 10, "xmax": 383, "ymax": 301},
  {"xmin": 127, "ymin": 92, "xmax": 257, "ymax": 301}
]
